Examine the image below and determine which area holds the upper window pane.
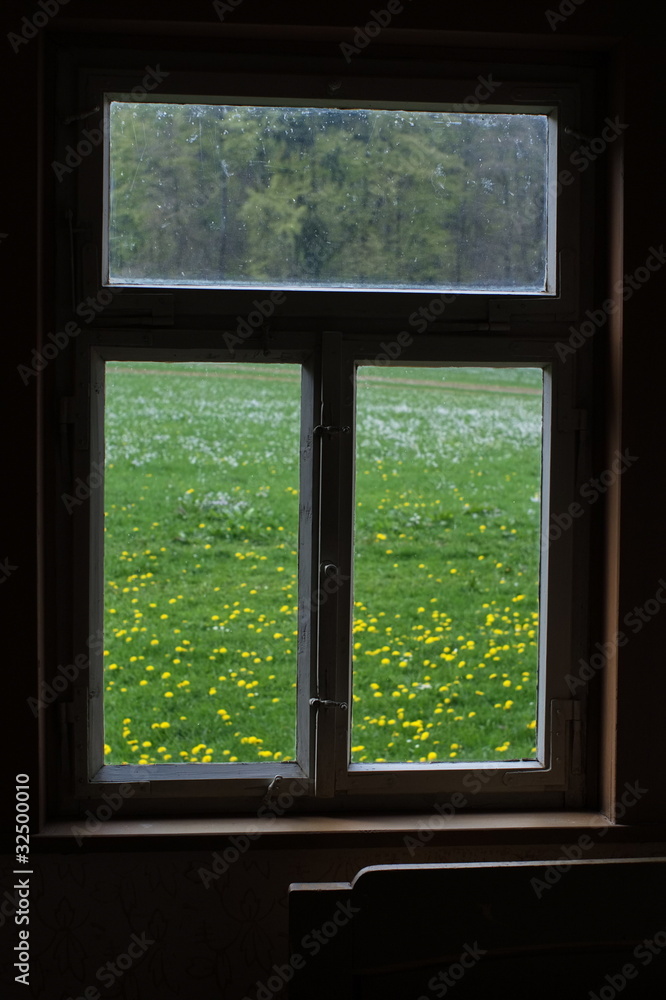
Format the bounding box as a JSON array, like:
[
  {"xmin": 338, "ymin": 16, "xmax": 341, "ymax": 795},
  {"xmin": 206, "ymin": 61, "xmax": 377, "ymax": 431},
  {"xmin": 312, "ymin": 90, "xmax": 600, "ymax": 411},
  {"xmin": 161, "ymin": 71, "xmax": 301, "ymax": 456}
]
[{"xmin": 108, "ymin": 102, "xmax": 549, "ymax": 293}]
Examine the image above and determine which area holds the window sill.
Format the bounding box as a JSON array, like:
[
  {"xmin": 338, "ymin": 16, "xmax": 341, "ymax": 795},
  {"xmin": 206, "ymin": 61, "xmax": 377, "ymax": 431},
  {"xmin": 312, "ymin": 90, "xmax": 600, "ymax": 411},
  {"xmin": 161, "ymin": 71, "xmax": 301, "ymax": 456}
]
[{"xmin": 34, "ymin": 811, "xmax": 666, "ymax": 844}]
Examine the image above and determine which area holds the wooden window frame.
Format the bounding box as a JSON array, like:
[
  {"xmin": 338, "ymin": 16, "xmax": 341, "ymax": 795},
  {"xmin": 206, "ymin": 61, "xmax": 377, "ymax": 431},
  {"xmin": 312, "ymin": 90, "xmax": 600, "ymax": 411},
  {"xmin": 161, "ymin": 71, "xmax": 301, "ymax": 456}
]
[{"xmin": 49, "ymin": 42, "xmax": 600, "ymax": 820}]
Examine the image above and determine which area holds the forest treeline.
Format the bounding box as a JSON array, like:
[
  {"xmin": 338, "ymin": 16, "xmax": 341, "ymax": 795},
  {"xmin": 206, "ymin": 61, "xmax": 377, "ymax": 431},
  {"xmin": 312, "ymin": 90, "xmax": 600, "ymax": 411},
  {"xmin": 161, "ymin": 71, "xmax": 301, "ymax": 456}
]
[{"xmin": 109, "ymin": 103, "xmax": 547, "ymax": 290}]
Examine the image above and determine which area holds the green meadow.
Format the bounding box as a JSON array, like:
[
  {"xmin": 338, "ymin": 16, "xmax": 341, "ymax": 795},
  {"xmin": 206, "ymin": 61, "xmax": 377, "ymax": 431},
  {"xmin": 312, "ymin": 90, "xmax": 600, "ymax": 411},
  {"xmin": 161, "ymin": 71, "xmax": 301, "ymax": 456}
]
[{"xmin": 103, "ymin": 361, "xmax": 542, "ymax": 766}]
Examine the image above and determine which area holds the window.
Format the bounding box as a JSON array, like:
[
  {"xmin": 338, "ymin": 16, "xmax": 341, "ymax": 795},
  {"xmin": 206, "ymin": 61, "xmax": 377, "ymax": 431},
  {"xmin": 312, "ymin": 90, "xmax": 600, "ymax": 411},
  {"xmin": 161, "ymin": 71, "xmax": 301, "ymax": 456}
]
[
  {"xmin": 106, "ymin": 100, "xmax": 551, "ymax": 293},
  {"xmin": 53, "ymin": 49, "xmax": 594, "ymax": 816}
]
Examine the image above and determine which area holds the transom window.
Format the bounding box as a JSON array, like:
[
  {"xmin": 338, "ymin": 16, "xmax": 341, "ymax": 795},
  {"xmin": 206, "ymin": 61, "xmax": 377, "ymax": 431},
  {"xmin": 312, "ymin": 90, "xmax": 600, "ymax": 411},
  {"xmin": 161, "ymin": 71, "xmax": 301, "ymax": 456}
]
[{"xmin": 107, "ymin": 101, "xmax": 551, "ymax": 293}]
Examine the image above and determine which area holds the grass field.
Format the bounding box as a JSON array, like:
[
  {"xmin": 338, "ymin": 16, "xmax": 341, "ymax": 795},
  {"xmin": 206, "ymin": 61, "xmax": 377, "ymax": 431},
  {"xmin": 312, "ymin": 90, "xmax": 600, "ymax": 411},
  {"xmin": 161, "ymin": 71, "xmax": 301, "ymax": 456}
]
[{"xmin": 102, "ymin": 361, "xmax": 542, "ymax": 766}]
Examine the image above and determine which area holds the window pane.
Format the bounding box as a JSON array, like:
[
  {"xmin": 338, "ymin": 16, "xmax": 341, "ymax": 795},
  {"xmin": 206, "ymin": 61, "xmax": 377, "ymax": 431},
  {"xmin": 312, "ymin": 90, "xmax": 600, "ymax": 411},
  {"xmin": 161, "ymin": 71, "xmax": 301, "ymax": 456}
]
[
  {"xmin": 352, "ymin": 366, "xmax": 542, "ymax": 763},
  {"xmin": 108, "ymin": 102, "xmax": 548, "ymax": 292},
  {"xmin": 102, "ymin": 361, "xmax": 301, "ymax": 765}
]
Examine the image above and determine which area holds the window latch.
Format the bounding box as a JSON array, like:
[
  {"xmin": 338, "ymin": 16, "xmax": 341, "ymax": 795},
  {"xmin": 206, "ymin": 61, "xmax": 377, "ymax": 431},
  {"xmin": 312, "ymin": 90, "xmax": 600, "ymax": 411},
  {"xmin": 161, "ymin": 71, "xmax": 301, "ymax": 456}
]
[
  {"xmin": 313, "ymin": 424, "xmax": 350, "ymax": 436},
  {"xmin": 309, "ymin": 697, "xmax": 348, "ymax": 711},
  {"xmin": 564, "ymin": 125, "xmax": 594, "ymax": 143},
  {"xmin": 263, "ymin": 774, "xmax": 284, "ymax": 805},
  {"xmin": 63, "ymin": 105, "xmax": 101, "ymax": 126}
]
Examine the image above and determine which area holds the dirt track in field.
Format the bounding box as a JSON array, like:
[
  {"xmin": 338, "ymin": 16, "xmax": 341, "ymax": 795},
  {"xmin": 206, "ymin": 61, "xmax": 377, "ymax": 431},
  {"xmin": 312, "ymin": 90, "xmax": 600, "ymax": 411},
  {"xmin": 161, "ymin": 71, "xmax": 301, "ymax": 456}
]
[{"xmin": 110, "ymin": 367, "xmax": 542, "ymax": 396}]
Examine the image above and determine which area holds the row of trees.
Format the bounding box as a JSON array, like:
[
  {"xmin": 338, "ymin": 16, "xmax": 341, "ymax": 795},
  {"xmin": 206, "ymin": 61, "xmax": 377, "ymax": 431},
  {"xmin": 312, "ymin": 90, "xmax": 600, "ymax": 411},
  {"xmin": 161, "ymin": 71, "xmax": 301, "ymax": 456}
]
[{"xmin": 109, "ymin": 102, "xmax": 547, "ymax": 290}]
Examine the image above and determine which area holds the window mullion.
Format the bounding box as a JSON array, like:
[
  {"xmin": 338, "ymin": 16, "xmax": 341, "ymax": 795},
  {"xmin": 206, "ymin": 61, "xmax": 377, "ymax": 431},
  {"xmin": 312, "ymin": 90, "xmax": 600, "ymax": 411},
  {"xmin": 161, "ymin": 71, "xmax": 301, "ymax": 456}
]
[
  {"xmin": 312, "ymin": 333, "xmax": 354, "ymax": 798},
  {"xmin": 296, "ymin": 353, "xmax": 321, "ymax": 786}
]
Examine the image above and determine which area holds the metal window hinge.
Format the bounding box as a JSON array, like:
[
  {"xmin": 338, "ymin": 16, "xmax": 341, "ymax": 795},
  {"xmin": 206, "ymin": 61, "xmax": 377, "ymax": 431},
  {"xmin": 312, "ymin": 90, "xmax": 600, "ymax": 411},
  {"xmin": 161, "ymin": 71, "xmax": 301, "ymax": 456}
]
[
  {"xmin": 309, "ymin": 697, "xmax": 348, "ymax": 711},
  {"xmin": 62, "ymin": 701, "xmax": 77, "ymax": 724},
  {"xmin": 314, "ymin": 424, "xmax": 350, "ymax": 437},
  {"xmin": 558, "ymin": 386, "xmax": 588, "ymax": 432},
  {"xmin": 60, "ymin": 397, "xmax": 76, "ymax": 424},
  {"xmin": 490, "ymin": 300, "xmax": 558, "ymax": 326},
  {"xmin": 60, "ymin": 395, "xmax": 89, "ymax": 450},
  {"xmin": 558, "ymin": 407, "xmax": 587, "ymax": 432},
  {"xmin": 91, "ymin": 293, "xmax": 175, "ymax": 327}
]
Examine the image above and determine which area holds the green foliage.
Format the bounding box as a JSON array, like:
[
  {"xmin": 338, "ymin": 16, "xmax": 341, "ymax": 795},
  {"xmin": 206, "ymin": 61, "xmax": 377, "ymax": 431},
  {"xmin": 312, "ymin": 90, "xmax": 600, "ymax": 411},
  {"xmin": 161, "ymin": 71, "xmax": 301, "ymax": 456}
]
[
  {"xmin": 102, "ymin": 363, "xmax": 542, "ymax": 766},
  {"xmin": 109, "ymin": 103, "xmax": 547, "ymax": 288}
]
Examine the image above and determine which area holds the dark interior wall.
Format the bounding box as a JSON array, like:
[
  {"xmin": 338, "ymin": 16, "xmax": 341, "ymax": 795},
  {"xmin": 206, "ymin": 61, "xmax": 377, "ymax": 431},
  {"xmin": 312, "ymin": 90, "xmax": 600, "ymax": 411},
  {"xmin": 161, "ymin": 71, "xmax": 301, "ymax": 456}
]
[{"xmin": 1, "ymin": 1, "xmax": 665, "ymax": 997}]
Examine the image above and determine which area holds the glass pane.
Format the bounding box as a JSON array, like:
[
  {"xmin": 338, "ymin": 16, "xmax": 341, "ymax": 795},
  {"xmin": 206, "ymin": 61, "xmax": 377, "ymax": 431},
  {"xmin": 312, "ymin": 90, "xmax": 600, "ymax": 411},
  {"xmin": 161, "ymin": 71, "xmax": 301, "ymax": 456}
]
[
  {"xmin": 102, "ymin": 361, "xmax": 301, "ymax": 765},
  {"xmin": 109, "ymin": 102, "xmax": 548, "ymax": 292},
  {"xmin": 352, "ymin": 366, "xmax": 543, "ymax": 763}
]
